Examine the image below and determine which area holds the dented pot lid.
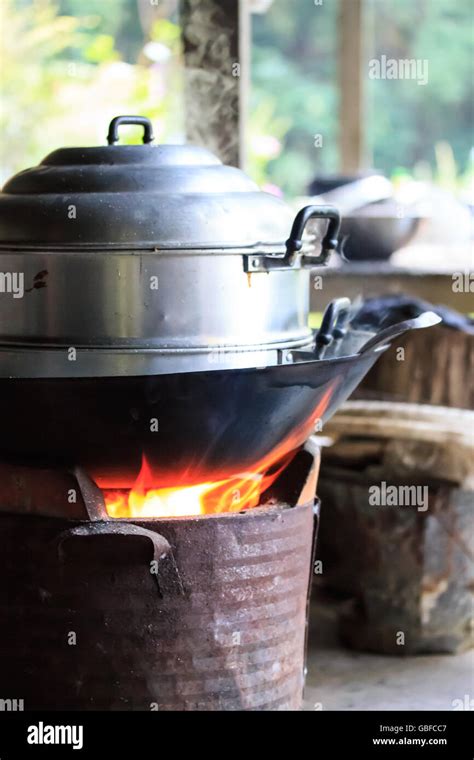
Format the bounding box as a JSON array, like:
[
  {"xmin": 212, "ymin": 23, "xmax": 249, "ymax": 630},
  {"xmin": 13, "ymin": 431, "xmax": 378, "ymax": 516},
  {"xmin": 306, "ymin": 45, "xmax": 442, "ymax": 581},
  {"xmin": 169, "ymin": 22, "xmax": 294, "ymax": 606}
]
[{"xmin": 0, "ymin": 115, "xmax": 293, "ymax": 251}]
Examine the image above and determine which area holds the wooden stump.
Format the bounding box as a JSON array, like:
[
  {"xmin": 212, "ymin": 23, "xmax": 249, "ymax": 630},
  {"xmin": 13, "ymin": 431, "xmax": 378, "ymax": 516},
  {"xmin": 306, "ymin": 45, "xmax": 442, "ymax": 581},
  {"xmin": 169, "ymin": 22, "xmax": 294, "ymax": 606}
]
[
  {"xmin": 354, "ymin": 325, "xmax": 474, "ymax": 410},
  {"xmin": 316, "ymin": 402, "xmax": 474, "ymax": 655}
]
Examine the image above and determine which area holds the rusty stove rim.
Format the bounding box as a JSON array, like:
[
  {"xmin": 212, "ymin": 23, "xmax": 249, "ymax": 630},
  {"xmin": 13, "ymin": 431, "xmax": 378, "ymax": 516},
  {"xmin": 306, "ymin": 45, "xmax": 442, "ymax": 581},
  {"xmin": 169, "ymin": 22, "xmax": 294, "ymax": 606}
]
[{"xmin": 28, "ymin": 498, "xmax": 318, "ymax": 525}]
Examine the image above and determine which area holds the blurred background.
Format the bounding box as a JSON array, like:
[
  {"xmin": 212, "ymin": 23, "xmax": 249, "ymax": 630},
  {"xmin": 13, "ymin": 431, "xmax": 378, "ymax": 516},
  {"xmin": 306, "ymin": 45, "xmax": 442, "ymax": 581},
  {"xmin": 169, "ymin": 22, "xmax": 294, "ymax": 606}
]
[
  {"xmin": 0, "ymin": 0, "xmax": 472, "ymax": 268},
  {"xmin": 1, "ymin": 0, "xmax": 472, "ymax": 192}
]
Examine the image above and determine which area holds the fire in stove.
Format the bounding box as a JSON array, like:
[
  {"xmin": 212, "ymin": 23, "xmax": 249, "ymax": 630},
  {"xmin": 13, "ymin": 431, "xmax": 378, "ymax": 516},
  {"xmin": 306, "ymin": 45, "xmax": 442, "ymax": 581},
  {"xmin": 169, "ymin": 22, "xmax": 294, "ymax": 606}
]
[
  {"xmin": 0, "ymin": 383, "xmax": 330, "ymax": 521},
  {"xmin": 99, "ymin": 387, "xmax": 334, "ymax": 518},
  {"xmin": 102, "ymin": 454, "xmax": 291, "ymax": 518}
]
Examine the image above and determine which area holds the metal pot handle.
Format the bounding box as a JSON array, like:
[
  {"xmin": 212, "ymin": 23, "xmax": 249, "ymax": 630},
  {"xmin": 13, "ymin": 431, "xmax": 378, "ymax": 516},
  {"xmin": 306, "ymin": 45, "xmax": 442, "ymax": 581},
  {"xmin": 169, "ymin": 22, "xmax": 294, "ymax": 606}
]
[
  {"xmin": 358, "ymin": 310, "xmax": 441, "ymax": 355},
  {"xmin": 286, "ymin": 205, "xmax": 341, "ymax": 267},
  {"xmin": 54, "ymin": 522, "xmax": 184, "ymax": 598},
  {"xmin": 244, "ymin": 204, "xmax": 340, "ymax": 272},
  {"xmin": 107, "ymin": 115, "xmax": 155, "ymax": 145}
]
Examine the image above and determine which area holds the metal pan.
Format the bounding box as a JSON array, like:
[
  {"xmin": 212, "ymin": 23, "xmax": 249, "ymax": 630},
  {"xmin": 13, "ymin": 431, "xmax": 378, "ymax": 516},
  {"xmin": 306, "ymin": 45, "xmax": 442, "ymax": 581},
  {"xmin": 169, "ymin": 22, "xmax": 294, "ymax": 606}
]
[{"xmin": 0, "ymin": 312, "xmax": 439, "ymax": 487}]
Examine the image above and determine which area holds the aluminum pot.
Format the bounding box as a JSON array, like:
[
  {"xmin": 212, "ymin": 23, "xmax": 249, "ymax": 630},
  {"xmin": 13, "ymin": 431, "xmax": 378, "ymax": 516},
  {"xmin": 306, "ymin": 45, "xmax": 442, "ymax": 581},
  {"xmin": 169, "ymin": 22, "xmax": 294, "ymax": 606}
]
[{"xmin": 0, "ymin": 115, "xmax": 340, "ymax": 377}]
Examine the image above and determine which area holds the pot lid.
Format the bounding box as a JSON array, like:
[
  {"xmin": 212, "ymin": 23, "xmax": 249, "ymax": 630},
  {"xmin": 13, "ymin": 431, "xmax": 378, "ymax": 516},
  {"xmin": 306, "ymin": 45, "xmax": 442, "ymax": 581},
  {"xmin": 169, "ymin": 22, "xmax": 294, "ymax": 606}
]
[{"xmin": 0, "ymin": 115, "xmax": 293, "ymax": 251}]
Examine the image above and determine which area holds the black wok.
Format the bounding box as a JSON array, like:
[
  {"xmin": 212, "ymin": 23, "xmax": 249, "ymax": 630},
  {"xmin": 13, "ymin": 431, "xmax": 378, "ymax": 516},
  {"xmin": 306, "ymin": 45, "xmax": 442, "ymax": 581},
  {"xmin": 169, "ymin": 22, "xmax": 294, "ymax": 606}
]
[{"xmin": 0, "ymin": 311, "xmax": 439, "ymax": 488}]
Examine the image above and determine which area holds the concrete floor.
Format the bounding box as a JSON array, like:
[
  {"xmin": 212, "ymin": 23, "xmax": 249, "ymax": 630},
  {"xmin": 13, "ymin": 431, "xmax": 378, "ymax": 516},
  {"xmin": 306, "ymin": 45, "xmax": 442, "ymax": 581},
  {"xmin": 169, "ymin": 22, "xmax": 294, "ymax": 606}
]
[{"xmin": 304, "ymin": 601, "xmax": 474, "ymax": 711}]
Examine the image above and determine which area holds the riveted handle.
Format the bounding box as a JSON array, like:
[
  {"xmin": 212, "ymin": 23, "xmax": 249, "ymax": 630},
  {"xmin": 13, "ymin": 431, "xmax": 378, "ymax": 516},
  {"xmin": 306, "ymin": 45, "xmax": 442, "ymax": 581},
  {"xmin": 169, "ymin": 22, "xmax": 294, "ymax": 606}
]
[
  {"xmin": 54, "ymin": 522, "xmax": 184, "ymax": 598},
  {"xmin": 107, "ymin": 115, "xmax": 155, "ymax": 145},
  {"xmin": 244, "ymin": 204, "xmax": 341, "ymax": 273},
  {"xmin": 286, "ymin": 205, "xmax": 341, "ymax": 267},
  {"xmin": 314, "ymin": 297, "xmax": 352, "ymax": 359}
]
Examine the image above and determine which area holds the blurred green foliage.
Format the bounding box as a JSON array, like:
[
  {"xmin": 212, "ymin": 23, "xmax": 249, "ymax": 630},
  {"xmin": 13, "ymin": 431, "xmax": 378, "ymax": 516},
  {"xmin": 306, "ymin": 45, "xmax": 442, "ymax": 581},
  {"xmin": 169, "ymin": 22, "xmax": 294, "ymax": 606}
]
[
  {"xmin": 1, "ymin": 0, "xmax": 472, "ymax": 200},
  {"xmin": 0, "ymin": 0, "xmax": 183, "ymax": 182},
  {"xmin": 367, "ymin": 0, "xmax": 473, "ymax": 182},
  {"xmin": 250, "ymin": 0, "xmax": 338, "ymax": 195},
  {"xmin": 251, "ymin": 0, "xmax": 473, "ymax": 195}
]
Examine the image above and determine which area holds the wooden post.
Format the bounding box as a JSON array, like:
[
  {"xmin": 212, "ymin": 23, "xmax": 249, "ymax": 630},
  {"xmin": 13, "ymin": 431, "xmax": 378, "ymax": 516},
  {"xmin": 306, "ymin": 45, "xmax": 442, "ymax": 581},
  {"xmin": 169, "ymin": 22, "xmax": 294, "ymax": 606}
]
[
  {"xmin": 180, "ymin": 0, "xmax": 249, "ymax": 168},
  {"xmin": 338, "ymin": 0, "xmax": 366, "ymax": 173}
]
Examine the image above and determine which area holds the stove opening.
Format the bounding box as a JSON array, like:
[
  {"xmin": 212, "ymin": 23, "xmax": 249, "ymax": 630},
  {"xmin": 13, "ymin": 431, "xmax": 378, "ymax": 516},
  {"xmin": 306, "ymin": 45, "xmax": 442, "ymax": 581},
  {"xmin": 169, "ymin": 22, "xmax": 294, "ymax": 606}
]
[
  {"xmin": 0, "ymin": 439, "xmax": 319, "ymax": 520},
  {"xmin": 101, "ymin": 454, "xmax": 292, "ymax": 518}
]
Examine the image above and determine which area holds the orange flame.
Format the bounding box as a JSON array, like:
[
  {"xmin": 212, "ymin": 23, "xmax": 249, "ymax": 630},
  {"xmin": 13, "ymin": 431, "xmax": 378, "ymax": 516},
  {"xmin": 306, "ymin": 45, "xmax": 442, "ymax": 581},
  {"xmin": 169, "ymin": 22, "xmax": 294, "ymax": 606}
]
[
  {"xmin": 102, "ymin": 384, "xmax": 334, "ymax": 519},
  {"xmin": 104, "ymin": 457, "xmax": 288, "ymax": 518}
]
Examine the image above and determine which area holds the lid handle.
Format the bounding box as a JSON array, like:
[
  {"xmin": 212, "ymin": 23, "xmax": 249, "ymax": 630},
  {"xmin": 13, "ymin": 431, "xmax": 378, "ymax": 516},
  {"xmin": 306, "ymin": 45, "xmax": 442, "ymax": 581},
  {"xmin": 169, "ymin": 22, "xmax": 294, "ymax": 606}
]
[{"xmin": 107, "ymin": 115, "xmax": 155, "ymax": 145}]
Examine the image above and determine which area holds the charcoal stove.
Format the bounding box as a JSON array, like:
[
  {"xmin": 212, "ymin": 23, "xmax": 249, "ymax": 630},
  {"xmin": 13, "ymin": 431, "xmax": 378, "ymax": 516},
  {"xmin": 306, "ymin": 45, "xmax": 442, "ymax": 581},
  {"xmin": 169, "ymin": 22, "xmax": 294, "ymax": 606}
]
[{"xmin": 0, "ymin": 442, "xmax": 320, "ymax": 711}]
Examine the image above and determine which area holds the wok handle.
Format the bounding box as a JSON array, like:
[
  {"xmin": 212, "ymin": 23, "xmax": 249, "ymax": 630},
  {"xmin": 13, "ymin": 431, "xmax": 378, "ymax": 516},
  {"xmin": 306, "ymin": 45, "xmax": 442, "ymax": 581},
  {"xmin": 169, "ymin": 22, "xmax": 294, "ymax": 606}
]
[
  {"xmin": 358, "ymin": 311, "xmax": 442, "ymax": 354},
  {"xmin": 314, "ymin": 297, "xmax": 352, "ymax": 359},
  {"xmin": 286, "ymin": 205, "xmax": 341, "ymax": 267},
  {"xmin": 54, "ymin": 522, "xmax": 184, "ymax": 598}
]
